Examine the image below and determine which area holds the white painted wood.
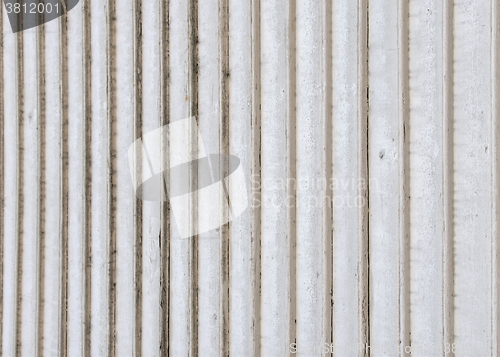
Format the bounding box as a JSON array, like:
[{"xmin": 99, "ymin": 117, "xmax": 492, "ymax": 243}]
[
  {"xmin": 141, "ymin": 0, "xmax": 162, "ymax": 355},
  {"xmin": 453, "ymin": 0, "xmax": 495, "ymax": 355},
  {"xmin": 67, "ymin": 1, "xmax": 87, "ymax": 355},
  {"xmin": 408, "ymin": 0, "xmax": 453, "ymax": 355},
  {"xmin": 2, "ymin": 9, "xmax": 20, "ymax": 357},
  {"xmin": 168, "ymin": 0, "xmax": 196, "ymax": 354},
  {"xmin": 2, "ymin": 1, "xmax": 500, "ymax": 356},
  {"xmin": 90, "ymin": 0, "xmax": 110, "ymax": 354},
  {"xmin": 259, "ymin": 0, "xmax": 295, "ymax": 355},
  {"xmin": 43, "ymin": 15, "xmax": 63, "ymax": 357},
  {"xmin": 368, "ymin": 0, "xmax": 410, "ymax": 354},
  {"xmin": 295, "ymin": 0, "xmax": 332, "ymax": 354},
  {"xmin": 21, "ymin": 24, "xmax": 41, "ymax": 357},
  {"xmin": 228, "ymin": 0, "xmax": 260, "ymax": 354},
  {"xmin": 115, "ymin": 0, "xmax": 137, "ymax": 355},
  {"xmin": 331, "ymin": 0, "xmax": 369, "ymax": 353},
  {"xmin": 197, "ymin": 0, "xmax": 228, "ymax": 355}
]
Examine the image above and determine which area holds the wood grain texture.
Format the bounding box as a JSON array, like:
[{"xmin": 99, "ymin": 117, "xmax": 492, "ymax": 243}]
[
  {"xmin": 331, "ymin": 0, "xmax": 369, "ymax": 353},
  {"xmin": 1, "ymin": 0, "xmax": 500, "ymax": 356}
]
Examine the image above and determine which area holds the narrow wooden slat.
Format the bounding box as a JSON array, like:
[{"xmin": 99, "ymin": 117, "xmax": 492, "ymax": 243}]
[
  {"xmin": 115, "ymin": 0, "xmax": 137, "ymax": 354},
  {"xmin": 168, "ymin": 0, "xmax": 198, "ymax": 354},
  {"xmin": 42, "ymin": 13, "xmax": 64, "ymax": 356},
  {"xmin": 67, "ymin": 1, "xmax": 90, "ymax": 355},
  {"xmin": 90, "ymin": 0, "xmax": 111, "ymax": 353},
  {"xmin": 67, "ymin": 0, "xmax": 89, "ymax": 355},
  {"xmin": 141, "ymin": 0, "xmax": 162, "ymax": 355},
  {"xmin": 21, "ymin": 23, "xmax": 41, "ymax": 357},
  {"xmin": 2, "ymin": 7, "xmax": 20, "ymax": 357}
]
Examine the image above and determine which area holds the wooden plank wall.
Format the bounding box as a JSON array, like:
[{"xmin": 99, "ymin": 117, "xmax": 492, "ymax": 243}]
[{"xmin": 1, "ymin": 0, "xmax": 499, "ymax": 356}]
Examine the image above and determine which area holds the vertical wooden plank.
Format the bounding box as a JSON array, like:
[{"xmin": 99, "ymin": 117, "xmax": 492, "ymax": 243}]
[
  {"xmin": 90, "ymin": 0, "xmax": 111, "ymax": 353},
  {"xmin": 141, "ymin": 0, "xmax": 162, "ymax": 355},
  {"xmin": 21, "ymin": 21, "xmax": 41, "ymax": 357},
  {"xmin": 115, "ymin": 0, "xmax": 137, "ymax": 354},
  {"xmin": 259, "ymin": 0, "xmax": 295, "ymax": 354},
  {"xmin": 453, "ymin": 0, "xmax": 495, "ymax": 355},
  {"xmin": 67, "ymin": 0, "xmax": 90, "ymax": 355},
  {"xmin": 168, "ymin": 0, "xmax": 198, "ymax": 354},
  {"xmin": 2, "ymin": 7, "xmax": 20, "ymax": 357},
  {"xmin": 43, "ymin": 13, "xmax": 64, "ymax": 357},
  {"xmin": 228, "ymin": 0, "xmax": 260, "ymax": 354},
  {"xmin": 197, "ymin": 0, "xmax": 229, "ymax": 354},
  {"xmin": 407, "ymin": 0, "xmax": 454, "ymax": 354},
  {"xmin": 368, "ymin": 0, "xmax": 410, "ymax": 354},
  {"xmin": 295, "ymin": 0, "xmax": 332, "ymax": 353},
  {"xmin": 67, "ymin": 0, "xmax": 89, "ymax": 355},
  {"xmin": 331, "ymin": 0, "xmax": 369, "ymax": 353}
]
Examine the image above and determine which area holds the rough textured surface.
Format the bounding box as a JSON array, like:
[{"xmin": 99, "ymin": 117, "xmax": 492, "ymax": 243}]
[{"xmin": 1, "ymin": 0, "xmax": 499, "ymax": 356}]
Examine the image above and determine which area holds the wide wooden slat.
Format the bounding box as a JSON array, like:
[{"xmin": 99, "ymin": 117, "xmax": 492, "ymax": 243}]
[
  {"xmin": 368, "ymin": 0, "xmax": 410, "ymax": 354},
  {"xmin": 408, "ymin": 0, "xmax": 454, "ymax": 355},
  {"xmin": 227, "ymin": 0, "xmax": 260, "ymax": 354},
  {"xmin": 331, "ymin": 0, "xmax": 368, "ymax": 353},
  {"xmin": 295, "ymin": 0, "xmax": 332, "ymax": 353},
  {"xmin": 453, "ymin": 0, "xmax": 496, "ymax": 355},
  {"xmin": 21, "ymin": 23, "xmax": 41, "ymax": 357},
  {"xmin": 259, "ymin": 0, "xmax": 295, "ymax": 354},
  {"xmin": 197, "ymin": 0, "xmax": 229, "ymax": 354}
]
